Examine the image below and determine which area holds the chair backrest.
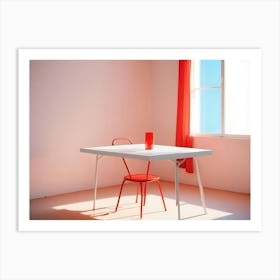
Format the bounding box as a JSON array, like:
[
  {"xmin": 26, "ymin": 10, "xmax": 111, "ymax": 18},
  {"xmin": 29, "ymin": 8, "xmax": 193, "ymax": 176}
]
[
  {"xmin": 112, "ymin": 138, "xmax": 133, "ymax": 146},
  {"xmin": 112, "ymin": 138, "xmax": 151, "ymax": 178},
  {"xmin": 112, "ymin": 138, "xmax": 133, "ymax": 177}
]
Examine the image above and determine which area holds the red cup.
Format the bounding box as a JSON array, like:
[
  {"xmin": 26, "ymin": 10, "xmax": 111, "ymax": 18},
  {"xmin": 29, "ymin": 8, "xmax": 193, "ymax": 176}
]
[{"xmin": 145, "ymin": 132, "xmax": 154, "ymax": 150}]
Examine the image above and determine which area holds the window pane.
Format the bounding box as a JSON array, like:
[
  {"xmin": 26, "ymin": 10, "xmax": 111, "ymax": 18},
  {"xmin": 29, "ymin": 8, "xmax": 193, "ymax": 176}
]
[
  {"xmin": 200, "ymin": 60, "xmax": 222, "ymax": 87},
  {"xmin": 224, "ymin": 60, "xmax": 250, "ymax": 135},
  {"xmin": 200, "ymin": 88, "xmax": 222, "ymax": 133}
]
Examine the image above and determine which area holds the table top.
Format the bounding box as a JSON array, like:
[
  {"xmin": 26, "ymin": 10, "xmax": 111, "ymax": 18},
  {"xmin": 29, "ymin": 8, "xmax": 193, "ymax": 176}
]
[{"xmin": 80, "ymin": 144, "xmax": 212, "ymax": 161}]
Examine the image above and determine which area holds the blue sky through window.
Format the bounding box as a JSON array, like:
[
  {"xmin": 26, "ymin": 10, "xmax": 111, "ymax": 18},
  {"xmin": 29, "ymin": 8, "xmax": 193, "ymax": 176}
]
[{"xmin": 199, "ymin": 60, "xmax": 222, "ymax": 133}]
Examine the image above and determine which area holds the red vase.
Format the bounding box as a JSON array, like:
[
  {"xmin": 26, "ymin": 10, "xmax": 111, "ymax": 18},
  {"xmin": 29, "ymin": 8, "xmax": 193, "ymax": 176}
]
[{"xmin": 145, "ymin": 132, "xmax": 154, "ymax": 150}]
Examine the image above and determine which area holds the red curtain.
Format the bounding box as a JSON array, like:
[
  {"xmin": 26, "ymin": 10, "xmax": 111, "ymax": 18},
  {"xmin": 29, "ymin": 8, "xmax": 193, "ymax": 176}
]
[{"xmin": 175, "ymin": 60, "xmax": 193, "ymax": 173}]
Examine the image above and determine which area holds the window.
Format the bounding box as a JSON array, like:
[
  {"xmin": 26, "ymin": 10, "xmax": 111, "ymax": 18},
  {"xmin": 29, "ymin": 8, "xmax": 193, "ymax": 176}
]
[{"xmin": 191, "ymin": 59, "xmax": 250, "ymax": 136}]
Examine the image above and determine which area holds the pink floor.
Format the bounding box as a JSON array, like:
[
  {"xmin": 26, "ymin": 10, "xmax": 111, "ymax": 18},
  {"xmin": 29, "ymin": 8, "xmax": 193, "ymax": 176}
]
[{"xmin": 30, "ymin": 181, "xmax": 250, "ymax": 220}]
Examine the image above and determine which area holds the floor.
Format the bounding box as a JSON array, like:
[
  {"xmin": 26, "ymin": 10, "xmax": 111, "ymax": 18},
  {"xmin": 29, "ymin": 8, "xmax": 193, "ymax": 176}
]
[{"xmin": 30, "ymin": 181, "xmax": 250, "ymax": 220}]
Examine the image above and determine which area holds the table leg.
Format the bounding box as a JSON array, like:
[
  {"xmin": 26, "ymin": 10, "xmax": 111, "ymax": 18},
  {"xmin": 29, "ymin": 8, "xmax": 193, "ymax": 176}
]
[
  {"xmin": 194, "ymin": 158, "xmax": 207, "ymax": 214},
  {"xmin": 174, "ymin": 159, "xmax": 186, "ymax": 220},
  {"xmin": 93, "ymin": 154, "xmax": 102, "ymax": 210},
  {"xmin": 175, "ymin": 161, "xmax": 181, "ymax": 220}
]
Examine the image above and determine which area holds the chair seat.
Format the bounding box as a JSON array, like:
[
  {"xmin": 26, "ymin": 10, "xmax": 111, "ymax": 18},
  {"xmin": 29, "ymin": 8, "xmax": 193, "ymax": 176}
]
[{"xmin": 124, "ymin": 173, "xmax": 160, "ymax": 182}]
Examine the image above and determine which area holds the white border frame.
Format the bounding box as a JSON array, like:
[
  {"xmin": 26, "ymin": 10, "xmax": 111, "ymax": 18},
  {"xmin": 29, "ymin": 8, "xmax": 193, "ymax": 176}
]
[{"xmin": 18, "ymin": 48, "xmax": 262, "ymax": 232}]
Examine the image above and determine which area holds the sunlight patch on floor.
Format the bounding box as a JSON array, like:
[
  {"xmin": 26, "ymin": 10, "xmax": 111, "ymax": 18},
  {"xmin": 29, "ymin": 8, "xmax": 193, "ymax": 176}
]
[{"xmin": 51, "ymin": 194, "xmax": 234, "ymax": 220}]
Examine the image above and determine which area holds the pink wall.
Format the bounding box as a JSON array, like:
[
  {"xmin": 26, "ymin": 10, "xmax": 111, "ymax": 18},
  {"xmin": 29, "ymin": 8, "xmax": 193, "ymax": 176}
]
[
  {"xmin": 30, "ymin": 60, "xmax": 250, "ymax": 198},
  {"xmin": 150, "ymin": 61, "xmax": 250, "ymax": 194},
  {"xmin": 30, "ymin": 60, "xmax": 152, "ymax": 198}
]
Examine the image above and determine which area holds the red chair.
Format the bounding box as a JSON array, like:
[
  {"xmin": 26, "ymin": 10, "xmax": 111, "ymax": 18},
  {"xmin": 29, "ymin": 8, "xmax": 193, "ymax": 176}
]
[{"xmin": 112, "ymin": 138, "xmax": 167, "ymax": 219}]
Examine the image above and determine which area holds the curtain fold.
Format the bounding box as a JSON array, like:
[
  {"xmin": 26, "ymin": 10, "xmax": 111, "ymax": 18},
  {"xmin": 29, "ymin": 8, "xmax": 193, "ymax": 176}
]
[{"xmin": 175, "ymin": 60, "xmax": 193, "ymax": 173}]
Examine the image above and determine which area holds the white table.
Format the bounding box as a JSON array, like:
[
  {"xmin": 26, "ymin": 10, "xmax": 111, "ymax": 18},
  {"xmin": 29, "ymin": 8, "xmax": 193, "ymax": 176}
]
[{"xmin": 80, "ymin": 144, "xmax": 212, "ymax": 220}]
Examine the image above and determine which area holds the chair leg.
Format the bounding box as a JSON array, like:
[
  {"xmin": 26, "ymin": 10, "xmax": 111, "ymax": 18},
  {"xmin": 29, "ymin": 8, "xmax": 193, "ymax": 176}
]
[
  {"xmin": 115, "ymin": 180, "xmax": 126, "ymax": 212},
  {"xmin": 136, "ymin": 185, "xmax": 140, "ymax": 203},
  {"xmin": 156, "ymin": 181, "xmax": 167, "ymax": 211},
  {"xmin": 140, "ymin": 182, "xmax": 143, "ymax": 219},
  {"xmin": 143, "ymin": 183, "xmax": 147, "ymax": 206}
]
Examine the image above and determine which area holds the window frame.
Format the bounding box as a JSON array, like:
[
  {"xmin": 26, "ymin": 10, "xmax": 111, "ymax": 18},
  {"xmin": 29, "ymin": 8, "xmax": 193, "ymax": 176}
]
[{"xmin": 191, "ymin": 60, "xmax": 250, "ymax": 138}]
